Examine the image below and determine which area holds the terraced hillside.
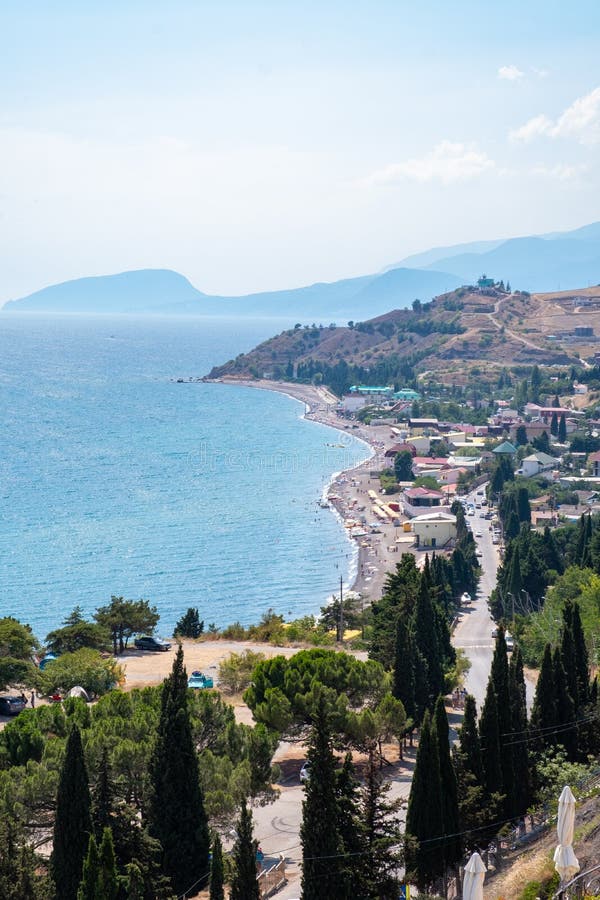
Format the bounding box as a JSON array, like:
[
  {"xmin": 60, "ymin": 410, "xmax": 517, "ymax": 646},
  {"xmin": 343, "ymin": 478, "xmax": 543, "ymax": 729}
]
[{"xmin": 207, "ymin": 285, "xmax": 599, "ymax": 391}]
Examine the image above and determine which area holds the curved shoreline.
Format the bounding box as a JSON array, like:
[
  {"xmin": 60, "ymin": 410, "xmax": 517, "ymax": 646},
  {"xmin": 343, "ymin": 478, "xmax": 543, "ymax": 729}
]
[{"xmin": 206, "ymin": 377, "xmax": 404, "ymax": 606}]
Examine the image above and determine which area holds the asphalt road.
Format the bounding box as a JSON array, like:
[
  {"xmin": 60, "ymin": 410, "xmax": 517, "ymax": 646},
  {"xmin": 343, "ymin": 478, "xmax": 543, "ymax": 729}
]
[{"xmin": 453, "ymin": 485, "xmax": 500, "ymax": 708}]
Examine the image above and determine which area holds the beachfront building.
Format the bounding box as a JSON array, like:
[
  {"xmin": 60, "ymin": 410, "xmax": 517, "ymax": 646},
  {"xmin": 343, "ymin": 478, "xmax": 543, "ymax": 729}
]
[
  {"xmin": 412, "ymin": 511, "xmax": 457, "ymax": 549},
  {"xmin": 402, "ymin": 486, "xmax": 449, "ymax": 518}
]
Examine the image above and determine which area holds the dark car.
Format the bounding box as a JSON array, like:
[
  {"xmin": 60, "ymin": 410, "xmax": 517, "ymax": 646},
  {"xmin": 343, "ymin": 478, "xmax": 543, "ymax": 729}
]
[
  {"xmin": 0, "ymin": 695, "xmax": 27, "ymax": 716},
  {"xmin": 134, "ymin": 636, "xmax": 172, "ymax": 652}
]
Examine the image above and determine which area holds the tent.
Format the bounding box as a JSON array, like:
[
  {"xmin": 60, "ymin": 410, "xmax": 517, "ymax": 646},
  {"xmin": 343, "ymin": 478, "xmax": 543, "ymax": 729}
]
[{"xmin": 67, "ymin": 685, "xmax": 91, "ymax": 702}]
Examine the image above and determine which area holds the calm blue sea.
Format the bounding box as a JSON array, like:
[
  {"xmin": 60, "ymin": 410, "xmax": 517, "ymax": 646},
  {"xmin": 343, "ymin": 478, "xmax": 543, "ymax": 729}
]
[{"xmin": 0, "ymin": 314, "xmax": 369, "ymax": 639}]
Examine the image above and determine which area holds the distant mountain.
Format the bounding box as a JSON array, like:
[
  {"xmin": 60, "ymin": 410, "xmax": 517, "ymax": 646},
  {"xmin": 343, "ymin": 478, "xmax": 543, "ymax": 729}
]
[
  {"xmin": 384, "ymin": 238, "xmax": 505, "ymax": 271},
  {"xmin": 3, "ymin": 266, "xmax": 461, "ymax": 321},
  {"xmin": 386, "ymin": 220, "xmax": 600, "ymax": 292},
  {"xmin": 423, "ymin": 236, "xmax": 600, "ymax": 292},
  {"xmin": 2, "ymin": 269, "xmax": 207, "ymax": 314}
]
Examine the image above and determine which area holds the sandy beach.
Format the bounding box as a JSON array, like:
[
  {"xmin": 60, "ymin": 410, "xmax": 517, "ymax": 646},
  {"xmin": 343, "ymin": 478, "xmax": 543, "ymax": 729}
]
[{"xmin": 212, "ymin": 377, "xmax": 419, "ymax": 608}]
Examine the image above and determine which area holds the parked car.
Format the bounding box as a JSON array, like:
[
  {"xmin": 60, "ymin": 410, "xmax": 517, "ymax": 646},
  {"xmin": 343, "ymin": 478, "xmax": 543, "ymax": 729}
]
[
  {"xmin": 188, "ymin": 671, "xmax": 214, "ymax": 689},
  {"xmin": 299, "ymin": 761, "xmax": 311, "ymax": 783},
  {"xmin": 461, "ymin": 592, "xmax": 471, "ymax": 604},
  {"xmin": 0, "ymin": 695, "xmax": 27, "ymax": 716},
  {"xmin": 134, "ymin": 636, "xmax": 172, "ymax": 652}
]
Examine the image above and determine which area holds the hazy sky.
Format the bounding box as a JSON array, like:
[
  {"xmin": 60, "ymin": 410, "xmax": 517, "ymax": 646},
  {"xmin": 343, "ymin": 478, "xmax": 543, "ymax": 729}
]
[{"xmin": 1, "ymin": 0, "xmax": 600, "ymax": 301}]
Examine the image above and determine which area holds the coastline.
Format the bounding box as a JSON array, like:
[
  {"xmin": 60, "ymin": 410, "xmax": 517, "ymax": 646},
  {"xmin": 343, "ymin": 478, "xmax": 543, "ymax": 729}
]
[{"xmin": 208, "ymin": 377, "xmax": 413, "ymax": 607}]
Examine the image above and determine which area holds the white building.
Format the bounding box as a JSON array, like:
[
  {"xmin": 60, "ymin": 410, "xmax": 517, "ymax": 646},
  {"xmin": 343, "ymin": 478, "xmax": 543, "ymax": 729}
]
[{"xmin": 412, "ymin": 512, "xmax": 457, "ymax": 549}]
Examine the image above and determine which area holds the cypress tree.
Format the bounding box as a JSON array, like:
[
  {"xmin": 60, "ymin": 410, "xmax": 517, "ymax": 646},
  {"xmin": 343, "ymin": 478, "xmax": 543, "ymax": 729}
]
[
  {"xmin": 77, "ymin": 834, "xmax": 100, "ymax": 900},
  {"xmin": 508, "ymin": 647, "xmax": 531, "ymax": 816},
  {"xmin": 92, "ymin": 745, "xmax": 112, "ymax": 838},
  {"xmin": 560, "ymin": 612, "xmax": 579, "ymax": 712},
  {"xmin": 413, "ymin": 577, "xmax": 443, "ymax": 705},
  {"xmin": 530, "ymin": 644, "xmax": 557, "ymax": 751},
  {"xmin": 542, "ymin": 526, "xmax": 563, "ymax": 574},
  {"xmin": 52, "ymin": 724, "xmax": 92, "ymax": 900},
  {"xmin": 517, "ymin": 488, "xmax": 531, "ymax": 524},
  {"xmin": 506, "ymin": 544, "xmax": 523, "ymax": 601},
  {"xmin": 479, "ymin": 682, "xmax": 503, "ymax": 798},
  {"xmin": 489, "ymin": 629, "xmax": 514, "ymax": 814},
  {"xmin": 572, "ymin": 602, "xmax": 589, "ymax": 706},
  {"xmin": 335, "ymin": 753, "xmax": 363, "ymax": 896},
  {"xmin": 414, "ymin": 649, "xmax": 431, "ymax": 723},
  {"xmin": 550, "ymin": 411, "xmax": 559, "ymax": 437},
  {"xmin": 360, "ymin": 749, "xmax": 402, "ymax": 897},
  {"xmin": 433, "ymin": 696, "xmax": 462, "ymax": 872},
  {"xmin": 459, "ymin": 695, "xmax": 484, "ymax": 785},
  {"xmin": 505, "ymin": 510, "xmax": 521, "ymax": 542},
  {"xmin": 553, "ymin": 647, "xmax": 578, "ymax": 761},
  {"xmin": 230, "ymin": 800, "xmax": 259, "ymax": 900},
  {"xmin": 209, "ymin": 834, "xmax": 225, "ymax": 900},
  {"xmin": 301, "ymin": 692, "xmax": 344, "ymax": 899},
  {"xmin": 405, "ymin": 711, "xmax": 444, "ymax": 892},
  {"xmin": 148, "ymin": 645, "xmax": 210, "ymax": 896},
  {"xmin": 558, "ymin": 413, "xmax": 567, "ymax": 443},
  {"xmin": 392, "ymin": 618, "xmax": 415, "ymax": 721}
]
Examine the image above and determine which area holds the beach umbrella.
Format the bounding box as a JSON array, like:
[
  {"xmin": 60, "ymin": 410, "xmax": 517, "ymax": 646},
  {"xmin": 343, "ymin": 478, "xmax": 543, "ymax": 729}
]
[
  {"xmin": 554, "ymin": 785, "xmax": 580, "ymax": 883},
  {"xmin": 462, "ymin": 851, "xmax": 486, "ymax": 900}
]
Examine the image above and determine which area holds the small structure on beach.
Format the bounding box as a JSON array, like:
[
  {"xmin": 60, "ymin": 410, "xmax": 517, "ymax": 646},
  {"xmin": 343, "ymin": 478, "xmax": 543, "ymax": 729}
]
[
  {"xmin": 402, "ymin": 486, "xmax": 448, "ymax": 518},
  {"xmin": 412, "ymin": 511, "xmax": 457, "ymax": 549}
]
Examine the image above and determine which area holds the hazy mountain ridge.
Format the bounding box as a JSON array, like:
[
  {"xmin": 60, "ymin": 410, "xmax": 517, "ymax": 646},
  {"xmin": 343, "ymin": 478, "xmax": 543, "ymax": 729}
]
[
  {"xmin": 4, "ymin": 220, "xmax": 599, "ymax": 318},
  {"xmin": 3, "ymin": 265, "xmax": 461, "ymax": 320}
]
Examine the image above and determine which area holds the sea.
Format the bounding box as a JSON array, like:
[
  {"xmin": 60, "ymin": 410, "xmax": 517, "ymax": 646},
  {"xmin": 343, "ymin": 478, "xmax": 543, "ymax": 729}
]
[{"xmin": 0, "ymin": 313, "xmax": 370, "ymax": 640}]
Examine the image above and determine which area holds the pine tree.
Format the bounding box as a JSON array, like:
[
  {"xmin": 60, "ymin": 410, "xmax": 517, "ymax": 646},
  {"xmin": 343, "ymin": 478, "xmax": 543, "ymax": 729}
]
[
  {"xmin": 479, "ymin": 682, "xmax": 503, "ymax": 798},
  {"xmin": 209, "ymin": 834, "xmax": 225, "ymax": 900},
  {"xmin": 230, "ymin": 800, "xmax": 259, "ymax": 900},
  {"xmin": 0, "ymin": 818, "xmax": 43, "ymax": 900},
  {"xmin": 558, "ymin": 413, "xmax": 567, "ymax": 443},
  {"xmin": 508, "ymin": 647, "xmax": 531, "ymax": 816},
  {"xmin": 405, "ymin": 711, "xmax": 444, "ymax": 892},
  {"xmin": 301, "ymin": 692, "xmax": 344, "ymax": 899},
  {"xmin": 392, "ymin": 618, "xmax": 415, "ymax": 721},
  {"xmin": 52, "ymin": 724, "xmax": 93, "ymax": 900},
  {"xmin": 433, "ymin": 696, "xmax": 462, "ymax": 872},
  {"xmin": 530, "ymin": 644, "xmax": 557, "ymax": 751},
  {"xmin": 148, "ymin": 645, "xmax": 210, "ymax": 896},
  {"xmin": 553, "ymin": 647, "xmax": 578, "ymax": 761}
]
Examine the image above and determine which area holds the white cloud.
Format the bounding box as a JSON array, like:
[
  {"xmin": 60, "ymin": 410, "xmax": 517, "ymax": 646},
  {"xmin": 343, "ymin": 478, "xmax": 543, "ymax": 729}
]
[
  {"xmin": 364, "ymin": 141, "xmax": 495, "ymax": 186},
  {"xmin": 510, "ymin": 86, "xmax": 600, "ymax": 144},
  {"xmin": 498, "ymin": 65, "xmax": 524, "ymax": 81},
  {"xmin": 531, "ymin": 66, "xmax": 549, "ymax": 79},
  {"xmin": 530, "ymin": 162, "xmax": 585, "ymax": 181}
]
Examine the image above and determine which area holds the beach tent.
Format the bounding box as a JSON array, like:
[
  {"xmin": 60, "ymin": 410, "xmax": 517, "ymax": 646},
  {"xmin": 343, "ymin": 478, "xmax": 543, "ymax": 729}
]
[
  {"xmin": 462, "ymin": 851, "xmax": 486, "ymax": 900},
  {"xmin": 67, "ymin": 685, "xmax": 91, "ymax": 702},
  {"xmin": 554, "ymin": 785, "xmax": 579, "ymax": 883}
]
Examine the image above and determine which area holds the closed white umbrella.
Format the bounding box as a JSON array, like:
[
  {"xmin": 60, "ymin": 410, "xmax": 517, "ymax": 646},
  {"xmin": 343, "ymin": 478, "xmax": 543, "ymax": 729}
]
[
  {"xmin": 463, "ymin": 851, "xmax": 486, "ymax": 900},
  {"xmin": 554, "ymin": 785, "xmax": 580, "ymax": 882}
]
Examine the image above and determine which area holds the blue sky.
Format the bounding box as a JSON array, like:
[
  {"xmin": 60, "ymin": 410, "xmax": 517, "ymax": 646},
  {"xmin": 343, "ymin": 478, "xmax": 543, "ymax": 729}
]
[{"xmin": 1, "ymin": 0, "xmax": 599, "ymax": 301}]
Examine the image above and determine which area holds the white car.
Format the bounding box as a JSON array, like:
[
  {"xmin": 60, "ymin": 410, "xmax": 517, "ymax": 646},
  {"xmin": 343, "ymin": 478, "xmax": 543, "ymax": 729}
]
[
  {"xmin": 475, "ymin": 530, "xmax": 482, "ymax": 538},
  {"xmin": 461, "ymin": 592, "xmax": 471, "ymax": 604},
  {"xmin": 299, "ymin": 762, "xmax": 311, "ymax": 782}
]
